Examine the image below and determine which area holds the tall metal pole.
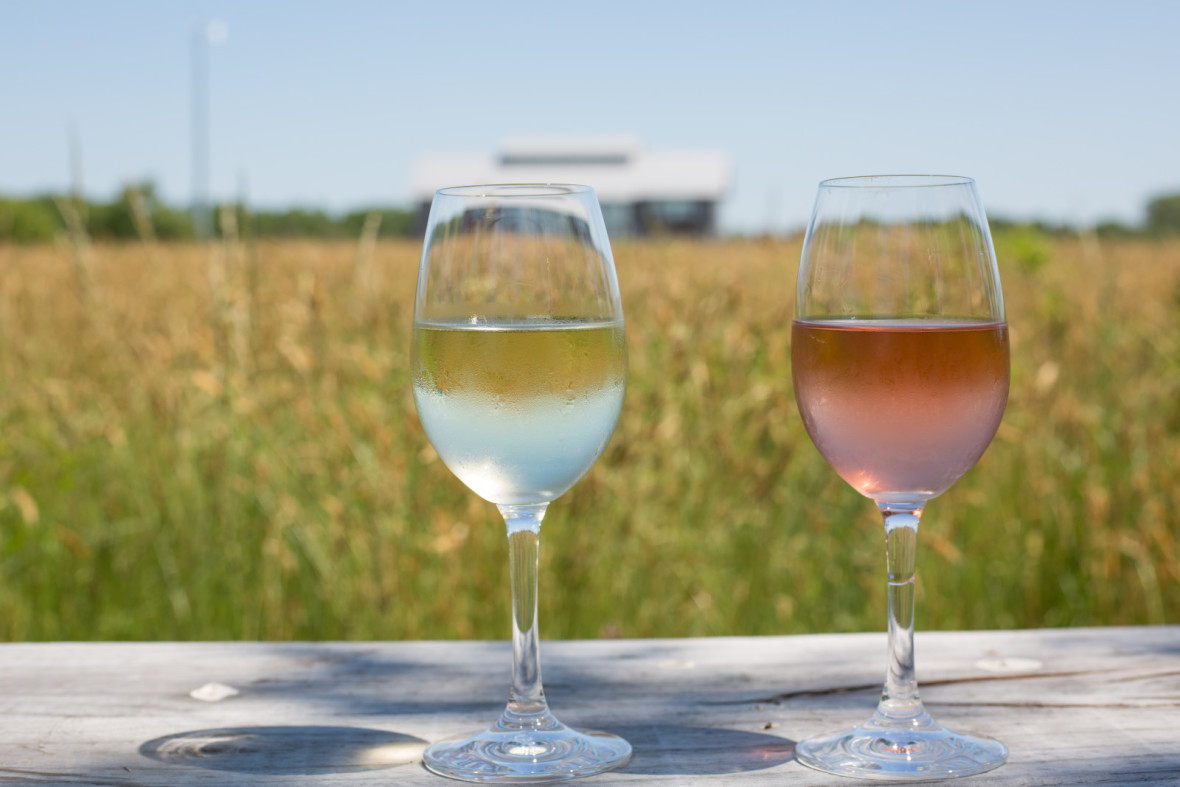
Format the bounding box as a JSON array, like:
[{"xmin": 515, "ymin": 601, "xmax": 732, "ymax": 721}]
[{"xmin": 190, "ymin": 23, "xmax": 211, "ymax": 240}]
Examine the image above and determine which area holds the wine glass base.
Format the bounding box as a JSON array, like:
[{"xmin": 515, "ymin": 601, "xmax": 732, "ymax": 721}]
[
  {"xmin": 423, "ymin": 719, "xmax": 631, "ymax": 784},
  {"xmin": 796, "ymin": 713, "xmax": 1007, "ymax": 782}
]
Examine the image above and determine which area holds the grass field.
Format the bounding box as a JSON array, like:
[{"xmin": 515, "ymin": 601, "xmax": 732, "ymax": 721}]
[{"xmin": 0, "ymin": 232, "xmax": 1175, "ymax": 641}]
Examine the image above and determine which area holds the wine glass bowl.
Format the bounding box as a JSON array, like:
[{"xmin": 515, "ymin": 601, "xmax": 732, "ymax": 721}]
[
  {"xmin": 791, "ymin": 175, "xmax": 1009, "ymax": 780},
  {"xmin": 412, "ymin": 184, "xmax": 630, "ymax": 783}
]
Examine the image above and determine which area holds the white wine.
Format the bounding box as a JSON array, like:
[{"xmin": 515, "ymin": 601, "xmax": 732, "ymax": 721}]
[{"xmin": 412, "ymin": 319, "xmax": 625, "ymax": 505}]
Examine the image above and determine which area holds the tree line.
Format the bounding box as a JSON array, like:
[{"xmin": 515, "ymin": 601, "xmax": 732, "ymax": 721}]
[
  {"xmin": 0, "ymin": 182, "xmax": 417, "ymax": 243},
  {"xmin": 989, "ymin": 192, "xmax": 1180, "ymax": 239},
  {"xmin": 2, "ymin": 182, "xmax": 1180, "ymax": 244}
]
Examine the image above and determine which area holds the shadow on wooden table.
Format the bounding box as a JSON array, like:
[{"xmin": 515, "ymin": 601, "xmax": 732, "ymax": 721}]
[
  {"xmin": 608, "ymin": 724, "xmax": 795, "ymax": 776},
  {"xmin": 138, "ymin": 724, "xmax": 796, "ymax": 778},
  {"xmin": 139, "ymin": 725, "xmax": 427, "ymax": 775}
]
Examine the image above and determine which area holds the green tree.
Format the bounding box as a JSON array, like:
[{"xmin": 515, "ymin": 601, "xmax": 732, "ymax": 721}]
[
  {"xmin": 341, "ymin": 208, "xmax": 415, "ymax": 237},
  {"xmin": 1094, "ymin": 220, "xmax": 1137, "ymax": 239},
  {"xmin": 0, "ymin": 197, "xmax": 62, "ymax": 242},
  {"xmin": 87, "ymin": 182, "xmax": 191, "ymax": 240},
  {"xmin": 248, "ymin": 208, "xmax": 337, "ymax": 237},
  {"xmin": 1146, "ymin": 193, "xmax": 1180, "ymax": 236}
]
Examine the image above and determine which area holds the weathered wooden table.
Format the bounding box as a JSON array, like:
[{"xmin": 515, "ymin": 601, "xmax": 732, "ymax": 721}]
[{"xmin": 0, "ymin": 626, "xmax": 1175, "ymax": 785}]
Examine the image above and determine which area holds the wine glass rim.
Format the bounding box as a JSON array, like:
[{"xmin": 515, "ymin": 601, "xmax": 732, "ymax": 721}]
[
  {"xmin": 435, "ymin": 183, "xmax": 594, "ymax": 198},
  {"xmin": 819, "ymin": 174, "xmax": 976, "ymax": 189}
]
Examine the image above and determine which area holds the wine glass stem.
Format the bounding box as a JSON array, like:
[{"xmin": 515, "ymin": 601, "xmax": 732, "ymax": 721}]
[
  {"xmin": 880, "ymin": 503, "xmax": 924, "ymax": 719},
  {"xmin": 500, "ymin": 503, "xmax": 550, "ymax": 721}
]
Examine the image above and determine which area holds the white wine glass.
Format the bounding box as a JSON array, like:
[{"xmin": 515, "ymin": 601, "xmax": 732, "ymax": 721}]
[
  {"xmin": 412, "ymin": 184, "xmax": 631, "ymax": 782},
  {"xmin": 791, "ymin": 175, "xmax": 1009, "ymax": 780}
]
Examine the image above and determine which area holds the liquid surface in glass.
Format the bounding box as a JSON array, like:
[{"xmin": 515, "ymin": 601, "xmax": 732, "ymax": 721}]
[
  {"xmin": 412, "ymin": 319, "xmax": 625, "ymax": 505},
  {"xmin": 791, "ymin": 318, "xmax": 1009, "ymax": 501}
]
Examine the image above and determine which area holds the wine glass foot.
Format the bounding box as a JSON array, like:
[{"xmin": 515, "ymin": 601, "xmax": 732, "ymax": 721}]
[
  {"xmin": 423, "ymin": 717, "xmax": 631, "ymax": 784},
  {"xmin": 796, "ymin": 712, "xmax": 1007, "ymax": 781}
]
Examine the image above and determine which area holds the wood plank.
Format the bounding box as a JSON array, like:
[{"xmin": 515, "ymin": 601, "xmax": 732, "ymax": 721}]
[{"xmin": 0, "ymin": 627, "xmax": 1174, "ymax": 784}]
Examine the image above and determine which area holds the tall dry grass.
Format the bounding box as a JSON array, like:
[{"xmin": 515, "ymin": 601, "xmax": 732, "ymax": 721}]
[{"xmin": 0, "ymin": 233, "xmax": 1174, "ymax": 641}]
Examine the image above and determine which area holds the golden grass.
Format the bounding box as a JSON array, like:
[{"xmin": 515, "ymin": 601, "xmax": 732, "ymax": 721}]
[{"xmin": 0, "ymin": 233, "xmax": 1174, "ymax": 641}]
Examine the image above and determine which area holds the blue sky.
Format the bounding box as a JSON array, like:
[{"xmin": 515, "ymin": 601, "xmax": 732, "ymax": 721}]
[{"xmin": 2, "ymin": 0, "xmax": 1177, "ymax": 233}]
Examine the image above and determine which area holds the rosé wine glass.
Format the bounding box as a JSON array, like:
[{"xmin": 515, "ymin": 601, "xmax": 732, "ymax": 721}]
[
  {"xmin": 791, "ymin": 175, "xmax": 1009, "ymax": 780},
  {"xmin": 412, "ymin": 184, "xmax": 630, "ymax": 783}
]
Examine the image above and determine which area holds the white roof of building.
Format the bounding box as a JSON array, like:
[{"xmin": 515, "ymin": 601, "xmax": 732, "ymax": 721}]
[{"xmin": 410, "ymin": 136, "xmax": 731, "ymax": 203}]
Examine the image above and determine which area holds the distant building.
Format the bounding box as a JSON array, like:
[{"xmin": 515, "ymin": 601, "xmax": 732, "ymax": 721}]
[{"xmin": 410, "ymin": 136, "xmax": 731, "ymax": 237}]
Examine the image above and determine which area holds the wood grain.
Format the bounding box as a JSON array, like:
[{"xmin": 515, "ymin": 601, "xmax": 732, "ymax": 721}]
[{"xmin": 0, "ymin": 627, "xmax": 1175, "ymax": 784}]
